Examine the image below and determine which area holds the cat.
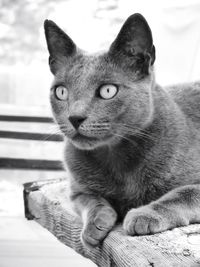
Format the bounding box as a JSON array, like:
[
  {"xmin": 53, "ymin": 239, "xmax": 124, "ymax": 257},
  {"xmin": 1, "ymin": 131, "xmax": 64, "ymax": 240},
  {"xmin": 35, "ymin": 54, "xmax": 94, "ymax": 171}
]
[{"xmin": 44, "ymin": 13, "xmax": 200, "ymax": 248}]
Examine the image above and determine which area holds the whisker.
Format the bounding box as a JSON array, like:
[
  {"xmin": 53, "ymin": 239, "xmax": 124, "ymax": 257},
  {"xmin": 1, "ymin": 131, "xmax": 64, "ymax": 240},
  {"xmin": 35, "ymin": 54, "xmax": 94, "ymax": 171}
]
[
  {"xmin": 114, "ymin": 122, "xmax": 157, "ymax": 142},
  {"xmin": 112, "ymin": 132, "xmax": 142, "ymax": 155},
  {"xmin": 39, "ymin": 127, "xmax": 64, "ymax": 142},
  {"xmin": 112, "ymin": 132, "xmax": 138, "ymax": 147}
]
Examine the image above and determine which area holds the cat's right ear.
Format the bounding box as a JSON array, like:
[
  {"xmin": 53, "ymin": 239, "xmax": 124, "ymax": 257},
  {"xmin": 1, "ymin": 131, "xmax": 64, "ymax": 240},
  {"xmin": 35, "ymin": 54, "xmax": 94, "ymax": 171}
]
[
  {"xmin": 44, "ymin": 20, "xmax": 76, "ymax": 74},
  {"xmin": 108, "ymin": 13, "xmax": 155, "ymax": 75}
]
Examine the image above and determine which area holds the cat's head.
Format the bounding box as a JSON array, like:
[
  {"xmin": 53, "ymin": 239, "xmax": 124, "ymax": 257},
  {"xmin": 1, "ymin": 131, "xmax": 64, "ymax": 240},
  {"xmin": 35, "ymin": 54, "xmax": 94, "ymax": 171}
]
[{"xmin": 44, "ymin": 13, "xmax": 155, "ymax": 150}]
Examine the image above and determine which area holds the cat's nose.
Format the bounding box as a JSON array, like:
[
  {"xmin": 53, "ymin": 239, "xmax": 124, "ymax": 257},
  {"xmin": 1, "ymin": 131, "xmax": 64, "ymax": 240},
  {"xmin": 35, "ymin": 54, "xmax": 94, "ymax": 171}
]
[{"xmin": 68, "ymin": 116, "xmax": 87, "ymax": 129}]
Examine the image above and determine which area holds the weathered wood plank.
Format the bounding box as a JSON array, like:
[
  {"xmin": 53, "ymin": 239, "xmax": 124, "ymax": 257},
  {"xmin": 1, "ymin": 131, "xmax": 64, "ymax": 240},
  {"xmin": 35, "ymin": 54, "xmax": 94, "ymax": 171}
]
[
  {"xmin": 0, "ymin": 130, "xmax": 63, "ymax": 141},
  {"xmin": 0, "ymin": 115, "xmax": 53, "ymax": 123},
  {"xmin": 24, "ymin": 179, "xmax": 200, "ymax": 267},
  {"xmin": 0, "ymin": 158, "xmax": 64, "ymax": 170}
]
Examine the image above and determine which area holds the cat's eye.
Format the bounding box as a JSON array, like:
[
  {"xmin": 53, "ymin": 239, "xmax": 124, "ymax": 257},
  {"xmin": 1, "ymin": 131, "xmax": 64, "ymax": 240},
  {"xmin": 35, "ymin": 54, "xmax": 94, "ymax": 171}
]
[
  {"xmin": 99, "ymin": 84, "xmax": 118, "ymax": 100},
  {"xmin": 55, "ymin": 86, "xmax": 68, "ymax": 100}
]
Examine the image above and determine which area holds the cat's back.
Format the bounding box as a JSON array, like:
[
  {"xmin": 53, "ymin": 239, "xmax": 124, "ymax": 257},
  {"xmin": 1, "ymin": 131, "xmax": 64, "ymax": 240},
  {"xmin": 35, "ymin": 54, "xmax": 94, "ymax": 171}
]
[{"xmin": 165, "ymin": 81, "xmax": 200, "ymax": 127}]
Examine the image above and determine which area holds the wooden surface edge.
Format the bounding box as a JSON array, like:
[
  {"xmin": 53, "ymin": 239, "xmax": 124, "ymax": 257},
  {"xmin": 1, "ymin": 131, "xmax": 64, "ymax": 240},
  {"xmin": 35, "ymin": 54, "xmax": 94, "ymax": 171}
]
[{"xmin": 24, "ymin": 180, "xmax": 200, "ymax": 267}]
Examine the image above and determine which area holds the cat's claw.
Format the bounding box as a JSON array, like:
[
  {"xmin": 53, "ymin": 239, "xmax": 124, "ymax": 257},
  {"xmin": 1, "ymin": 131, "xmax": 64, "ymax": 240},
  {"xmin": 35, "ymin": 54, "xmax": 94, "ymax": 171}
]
[
  {"xmin": 123, "ymin": 206, "xmax": 168, "ymax": 236},
  {"xmin": 81, "ymin": 206, "xmax": 117, "ymax": 248}
]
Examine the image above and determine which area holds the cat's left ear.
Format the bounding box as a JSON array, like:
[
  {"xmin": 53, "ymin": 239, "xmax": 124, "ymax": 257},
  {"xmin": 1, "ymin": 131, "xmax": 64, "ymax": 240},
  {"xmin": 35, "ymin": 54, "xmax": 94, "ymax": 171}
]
[
  {"xmin": 44, "ymin": 20, "xmax": 76, "ymax": 74},
  {"xmin": 109, "ymin": 13, "xmax": 155, "ymax": 74}
]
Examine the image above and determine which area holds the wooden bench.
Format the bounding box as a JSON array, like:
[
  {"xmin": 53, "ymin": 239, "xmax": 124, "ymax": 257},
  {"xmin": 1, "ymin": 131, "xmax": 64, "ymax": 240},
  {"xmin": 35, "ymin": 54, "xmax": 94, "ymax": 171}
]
[
  {"xmin": 1, "ymin": 106, "xmax": 200, "ymax": 266},
  {"xmin": 0, "ymin": 113, "xmax": 64, "ymax": 171},
  {"xmin": 23, "ymin": 179, "xmax": 200, "ymax": 267}
]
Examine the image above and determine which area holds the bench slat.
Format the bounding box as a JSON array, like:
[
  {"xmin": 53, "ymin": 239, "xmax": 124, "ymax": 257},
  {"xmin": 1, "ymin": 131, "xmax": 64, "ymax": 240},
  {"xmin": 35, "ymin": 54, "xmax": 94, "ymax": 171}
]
[
  {"xmin": 0, "ymin": 158, "xmax": 64, "ymax": 170},
  {"xmin": 0, "ymin": 131, "xmax": 63, "ymax": 142},
  {"xmin": 0, "ymin": 115, "xmax": 54, "ymax": 123}
]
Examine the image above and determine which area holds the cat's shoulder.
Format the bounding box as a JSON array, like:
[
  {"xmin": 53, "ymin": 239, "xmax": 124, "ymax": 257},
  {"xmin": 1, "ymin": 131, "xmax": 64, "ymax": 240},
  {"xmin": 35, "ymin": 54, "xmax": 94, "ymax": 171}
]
[
  {"xmin": 165, "ymin": 81, "xmax": 200, "ymax": 124},
  {"xmin": 165, "ymin": 81, "xmax": 200, "ymax": 101}
]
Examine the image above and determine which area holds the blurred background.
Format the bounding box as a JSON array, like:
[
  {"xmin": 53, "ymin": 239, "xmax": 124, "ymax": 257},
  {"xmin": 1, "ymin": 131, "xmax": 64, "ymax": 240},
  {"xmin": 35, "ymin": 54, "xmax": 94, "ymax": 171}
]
[{"xmin": 1, "ymin": 0, "xmax": 200, "ymax": 266}]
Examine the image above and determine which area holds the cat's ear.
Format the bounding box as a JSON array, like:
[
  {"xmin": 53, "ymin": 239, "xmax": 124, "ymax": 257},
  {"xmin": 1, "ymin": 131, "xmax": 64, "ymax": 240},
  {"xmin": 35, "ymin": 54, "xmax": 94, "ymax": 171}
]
[
  {"xmin": 44, "ymin": 20, "xmax": 76, "ymax": 74},
  {"xmin": 109, "ymin": 13, "xmax": 155, "ymax": 75}
]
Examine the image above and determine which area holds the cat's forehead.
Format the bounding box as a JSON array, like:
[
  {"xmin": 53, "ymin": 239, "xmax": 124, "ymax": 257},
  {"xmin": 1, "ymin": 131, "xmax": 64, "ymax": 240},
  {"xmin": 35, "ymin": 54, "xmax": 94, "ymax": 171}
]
[
  {"xmin": 68, "ymin": 52, "xmax": 109, "ymax": 77},
  {"xmin": 55, "ymin": 52, "xmax": 131, "ymax": 88},
  {"xmin": 54, "ymin": 53, "xmax": 98, "ymax": 79}
]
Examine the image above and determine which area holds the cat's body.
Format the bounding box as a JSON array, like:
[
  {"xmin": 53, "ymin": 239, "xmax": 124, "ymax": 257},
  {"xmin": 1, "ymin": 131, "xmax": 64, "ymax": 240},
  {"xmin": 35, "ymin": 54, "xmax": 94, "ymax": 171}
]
[
  {"xmin": 44, "ymin": 14, "xmax": 200, "ymax": 247},
  {"xmin": 66, "ymin": 81, "xmax": 200, "ymax": 220}
]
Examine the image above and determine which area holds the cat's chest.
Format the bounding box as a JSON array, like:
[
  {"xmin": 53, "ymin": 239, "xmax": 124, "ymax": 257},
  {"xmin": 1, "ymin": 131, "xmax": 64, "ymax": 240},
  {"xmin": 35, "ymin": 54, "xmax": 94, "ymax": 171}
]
[
  {"xmin": 68, "ymin": 152, "xmax": 138, "ymax": 197},
  {"xmin": 69, "ymin": 158, "xmax": 155, "ymax": 210},
  {"xmin": 72, "ymin": 165, "xmax": 166, "ymax": 219},
  {"xmin": 66, "ymin": 146, "xmax": 170, "ymax": 218}
]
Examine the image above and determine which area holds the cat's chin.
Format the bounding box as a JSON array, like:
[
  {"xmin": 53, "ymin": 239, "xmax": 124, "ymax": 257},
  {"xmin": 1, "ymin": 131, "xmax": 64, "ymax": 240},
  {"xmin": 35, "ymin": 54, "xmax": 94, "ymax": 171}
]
[
  {"xmin": 69, "ymin": 133, "xmax": 110, "ymax": 150},
  {"xmin": 70, "ymin": 139, "xmax": 106, "ymax": 150}
]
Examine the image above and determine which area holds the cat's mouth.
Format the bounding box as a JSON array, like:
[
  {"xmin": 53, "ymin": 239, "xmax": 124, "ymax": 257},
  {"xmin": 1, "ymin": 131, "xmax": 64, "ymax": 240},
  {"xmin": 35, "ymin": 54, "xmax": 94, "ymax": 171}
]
[
  {"xmin": 72, "ymin": 133, "xmax": 98, "ymax": 142},
  {"xmin": 70, "ymin": 132, "xmax": 101, "ymax": 150},
  {"xmin": 69, "ymin": 131, "xmax": 112, "ymax": 150}
]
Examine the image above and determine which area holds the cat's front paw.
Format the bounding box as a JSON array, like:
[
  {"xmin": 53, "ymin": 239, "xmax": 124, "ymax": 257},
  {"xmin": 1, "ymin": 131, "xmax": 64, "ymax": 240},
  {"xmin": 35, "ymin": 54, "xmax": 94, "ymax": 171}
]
[
  {"xmin": 81, "ymin": 206, "xmax": 117, "ymax": 248},
  {"xmin": 123, "ymin": 205, "xmax": 170, "ymax": 236}
]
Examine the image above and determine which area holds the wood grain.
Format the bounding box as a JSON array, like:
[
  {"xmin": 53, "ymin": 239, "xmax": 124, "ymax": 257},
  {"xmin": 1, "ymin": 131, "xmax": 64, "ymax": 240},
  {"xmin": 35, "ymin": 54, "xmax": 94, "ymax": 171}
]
[
  {"xmin": 1, "ymin": 158, "xmax": 64, "ymax": 170},
  {"xmin": 0, "ymin": 115, "xmax": 53, "ymax": 123},
  {"xmin": 0, "ymin": 130, "xmax": 63, "ymax": 141},
  {"xmin": 25, "ymin": 179, "xmax": 200, "ymax": 267}
]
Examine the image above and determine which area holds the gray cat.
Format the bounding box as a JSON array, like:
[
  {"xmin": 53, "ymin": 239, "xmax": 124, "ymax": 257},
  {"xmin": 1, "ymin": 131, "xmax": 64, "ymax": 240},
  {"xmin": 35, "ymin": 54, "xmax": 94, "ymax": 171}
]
[{"xmin": 44, "ymin": 13, "xmax": 200, "ymax": 248}]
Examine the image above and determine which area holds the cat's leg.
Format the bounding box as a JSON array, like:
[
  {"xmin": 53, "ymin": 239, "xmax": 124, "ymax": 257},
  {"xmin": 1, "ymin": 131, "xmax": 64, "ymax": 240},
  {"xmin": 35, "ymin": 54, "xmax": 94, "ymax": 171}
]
[
  {"xmin": 70, "ymin": 193, "xmax": 117, "ymax": 247},
  {"xmin": 123, "ymin": 184, "xmax": 200, "ymax": 235}
]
